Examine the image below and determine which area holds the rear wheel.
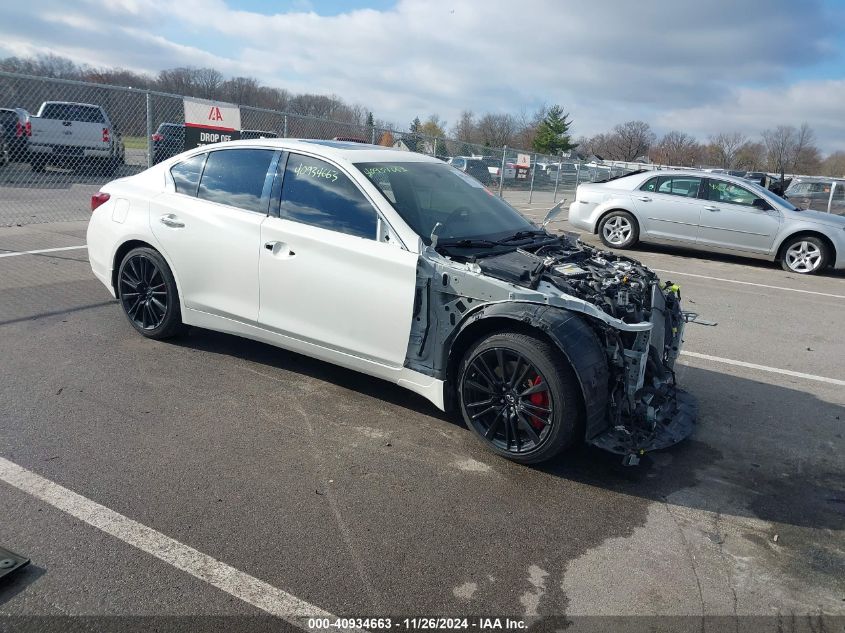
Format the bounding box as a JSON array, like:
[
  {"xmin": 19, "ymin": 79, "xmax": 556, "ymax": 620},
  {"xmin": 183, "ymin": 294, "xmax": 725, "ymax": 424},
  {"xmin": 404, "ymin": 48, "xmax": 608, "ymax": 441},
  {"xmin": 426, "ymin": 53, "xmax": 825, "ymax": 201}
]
[
  {"xmin": 457, "ymin": 331, "xmax": 583, "ymax": 464},
  {"xmin": 598, "ymin": 210, "xmax": 639, "ymax": 249},
  {"xmin": 117, "ymin": 247, "xmax": 185, "ymax": 339},
  {"xmin": 780, "ymin": 236, "xmax": 829, "ymax": 274}
]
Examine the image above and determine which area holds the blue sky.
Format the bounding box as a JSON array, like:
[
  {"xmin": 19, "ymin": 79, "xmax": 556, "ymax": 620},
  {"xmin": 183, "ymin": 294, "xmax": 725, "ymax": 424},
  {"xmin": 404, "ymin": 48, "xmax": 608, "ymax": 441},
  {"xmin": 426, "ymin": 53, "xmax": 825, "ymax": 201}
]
[{"xmin": 3, "ymin": 0, "xmax": 845, "ymax": 152}]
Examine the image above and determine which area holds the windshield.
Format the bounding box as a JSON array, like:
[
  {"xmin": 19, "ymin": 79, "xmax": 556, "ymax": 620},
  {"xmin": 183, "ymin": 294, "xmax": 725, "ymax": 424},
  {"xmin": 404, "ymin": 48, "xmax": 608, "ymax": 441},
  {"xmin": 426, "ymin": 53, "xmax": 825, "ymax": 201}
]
[
  {"xmin": 743, "ymin": 180, "xmax": 799, "ymax": 211},
  {"xmin": 355, "ymin": 161, "xmax": 536, "ymax": 244}
]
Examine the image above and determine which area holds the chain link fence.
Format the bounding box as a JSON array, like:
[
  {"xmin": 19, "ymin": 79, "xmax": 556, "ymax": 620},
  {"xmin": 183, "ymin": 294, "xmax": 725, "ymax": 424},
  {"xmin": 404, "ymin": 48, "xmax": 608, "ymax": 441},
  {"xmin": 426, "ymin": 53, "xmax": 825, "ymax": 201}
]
[{"xmin": 0, "ymin": 71, "xmax": 653, "ymax": 227}]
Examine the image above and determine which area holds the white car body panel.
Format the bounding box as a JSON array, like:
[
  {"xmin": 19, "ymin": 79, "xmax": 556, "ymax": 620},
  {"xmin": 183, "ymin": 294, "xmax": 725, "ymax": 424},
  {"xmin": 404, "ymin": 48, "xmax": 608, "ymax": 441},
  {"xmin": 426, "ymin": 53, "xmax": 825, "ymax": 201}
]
[
  {"xmin": 258, "ymin": 216, "xmax": 418, "ymax": 367},
  {"xmin": 150, "ymin": 191, "xmax": 264, "ymax": 322},
  {"xmin": 87, "ymin": 139, "xmax": 446, "ymax": 409}
]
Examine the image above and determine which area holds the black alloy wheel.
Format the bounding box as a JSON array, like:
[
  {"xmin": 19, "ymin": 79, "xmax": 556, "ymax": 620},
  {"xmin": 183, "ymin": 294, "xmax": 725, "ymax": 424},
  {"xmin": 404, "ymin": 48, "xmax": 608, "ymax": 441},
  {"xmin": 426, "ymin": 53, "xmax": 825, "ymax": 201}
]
[
  {"xmin": 120, "ymin": 254, "xmax": 168, "ymax": 330},
  {"xmin": 117, "ymin": 247, "xmax": 185, "ymax": 339},
  {"xmin": 458, "ymin": 332, "xmax": 583, "ymax": 463}
]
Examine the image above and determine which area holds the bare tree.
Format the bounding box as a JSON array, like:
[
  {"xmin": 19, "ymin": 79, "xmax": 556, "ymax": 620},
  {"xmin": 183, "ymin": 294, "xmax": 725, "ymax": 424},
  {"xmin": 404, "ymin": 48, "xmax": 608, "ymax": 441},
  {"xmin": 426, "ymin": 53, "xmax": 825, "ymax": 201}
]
[
  {"xmin": 451, "ymin": 110, "xmax": 476, "ymax": 143},
  {"xmin": 578, "ymin": 133, "xmax": 614, "ymax": 160},
  {"xmin": 609, "ymin": 121, "xmax": 655, "ymax": 161},
  {"xmin": 651, "ymin": 130, "xmax": 701, "ymax": 166},
  {"xmin": 791, "ymin": 123, "xmax": 821, "ymax": 174},
  {"xmin": 476, "ymin": 113, "xmax": 517, "ymax": 148},
  {"xmin": 707, "ymin": 132, "xmax": 748, "ymax": 169},
  {"xmin": 820, "ymin": 151, "xmax": 845, "ymax": 177},
  {"xmin": 219, "ymin": 76, "xmax": 261, "ymax": 105},
  {"xmin": 194, "ymin": 68, "xmax": 223, "ymax": 99},
  {"xmin": 734, "ymin": 141, "xmax": 766, "ymax": 171},
  {"xmin": 762, "ymin": 125, "xmax": 798, "ymax": 180},
  {"xmin": 157, "ymin": 67, "xmax": 202, "ymax": 96}
]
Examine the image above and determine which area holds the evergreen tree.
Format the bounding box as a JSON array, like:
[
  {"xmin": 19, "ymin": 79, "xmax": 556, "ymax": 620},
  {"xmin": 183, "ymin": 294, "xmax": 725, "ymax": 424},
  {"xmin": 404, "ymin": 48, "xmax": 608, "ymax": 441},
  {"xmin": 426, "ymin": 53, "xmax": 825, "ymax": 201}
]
[{"xmin": 532, "ymin": 105, "xmax": 577, "ymax": 155}]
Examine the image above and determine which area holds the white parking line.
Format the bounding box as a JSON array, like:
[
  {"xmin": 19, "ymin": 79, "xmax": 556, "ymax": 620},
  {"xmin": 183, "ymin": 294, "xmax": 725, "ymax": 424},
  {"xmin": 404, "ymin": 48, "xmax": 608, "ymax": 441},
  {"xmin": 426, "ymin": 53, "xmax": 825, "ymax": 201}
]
[
  {"xmin": 0, "ymin": 245, "xmax": 88, "ymax": 258},
  {"xmin": 680, "ymin": 351, "xmax": 845, "ymax": 386},
  {"xmin": 652, "ymin": 268, "xmax": 845, "ymax": 299},
  {"xmin": 0, "ymin": 456, "xmax": 358, "ymax": 631}
]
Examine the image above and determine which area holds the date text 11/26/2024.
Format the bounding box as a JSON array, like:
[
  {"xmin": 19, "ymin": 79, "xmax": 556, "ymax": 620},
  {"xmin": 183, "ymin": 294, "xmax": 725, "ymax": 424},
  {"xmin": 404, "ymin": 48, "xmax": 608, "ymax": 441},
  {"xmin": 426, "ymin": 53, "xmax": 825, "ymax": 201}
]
[{"xmin": 307, "ymin": 618, "xmax": 528, "ymax": 630}]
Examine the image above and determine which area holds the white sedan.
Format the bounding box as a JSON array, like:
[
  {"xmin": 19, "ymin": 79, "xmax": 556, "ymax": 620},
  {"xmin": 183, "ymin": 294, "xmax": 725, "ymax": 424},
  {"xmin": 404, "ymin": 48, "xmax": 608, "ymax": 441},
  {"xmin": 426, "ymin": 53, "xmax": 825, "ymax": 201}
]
[
  {"xmin": 568, "ymin": 170, "xmax": 845, "ymax": 274},
  {"xmin": 88, "ymin": 139, "xmax": 696, "ymax": 464}
]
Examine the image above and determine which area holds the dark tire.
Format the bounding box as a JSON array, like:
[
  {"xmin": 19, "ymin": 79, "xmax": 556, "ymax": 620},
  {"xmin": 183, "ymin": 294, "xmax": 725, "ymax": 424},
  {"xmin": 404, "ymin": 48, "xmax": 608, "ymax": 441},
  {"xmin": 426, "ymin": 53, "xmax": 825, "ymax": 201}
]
[
  {"xmin": 598, "ymin": 210, "xmax": 639, "ymax": 249},
  {"xmin": 457, "ymin": 331, "xmax": 583, "ymax": 464},
  {"xmin": 780, "ymin": 235, "xmax": 829, "ymax": 274},
  {"xmin": 117, "ymin": 247, "xmax": 186, "ymax": 339}
]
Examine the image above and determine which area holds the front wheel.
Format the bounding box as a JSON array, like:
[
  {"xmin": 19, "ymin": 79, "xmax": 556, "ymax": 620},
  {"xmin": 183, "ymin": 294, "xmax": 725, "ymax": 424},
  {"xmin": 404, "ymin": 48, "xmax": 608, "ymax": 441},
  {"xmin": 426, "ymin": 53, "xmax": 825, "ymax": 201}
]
[
  {"xmin": 598, "ymin": 210, "xmax": 639, "ymax": 249},
  {"xmin": 781, "ymin": 236, "xmax": 829, "ymax": 274},
  {"xmin": 457, "ymin": 331, "xmax": 583, "ymax": 464},
  {"xmin": 117, "ymin": 247, "xmax": 186, "ymax": 339}
]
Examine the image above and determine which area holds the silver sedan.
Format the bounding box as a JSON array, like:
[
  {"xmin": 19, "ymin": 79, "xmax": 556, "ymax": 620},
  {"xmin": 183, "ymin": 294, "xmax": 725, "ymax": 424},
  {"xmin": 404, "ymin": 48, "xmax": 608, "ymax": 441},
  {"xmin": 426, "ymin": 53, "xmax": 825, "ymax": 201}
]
[{"xmin": 568, "ymin": 170, "xmax": 845, "ymax": 274}]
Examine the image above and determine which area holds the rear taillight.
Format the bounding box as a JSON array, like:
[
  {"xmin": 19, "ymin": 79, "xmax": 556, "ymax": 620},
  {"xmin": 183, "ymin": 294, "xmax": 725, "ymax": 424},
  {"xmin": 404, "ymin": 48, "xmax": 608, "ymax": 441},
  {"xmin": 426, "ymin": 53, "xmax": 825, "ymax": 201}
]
[
  {"xmin": 151, "ymin": 133, "xmax": 163, "ymax": 142},
  {"xmin": 91, "ymin": 192, "xmax": 110, "ymax": 212},
  {"xmin": 102, "ymin": 127, "xmax": 110, "ymax": 143},
  {"xmin": 15, "ymin": 121, "xmax": 31, "ymax": 137},
  {"xmin": 25, "ymin": 121, "xmax": 31, "ymax": 136}
]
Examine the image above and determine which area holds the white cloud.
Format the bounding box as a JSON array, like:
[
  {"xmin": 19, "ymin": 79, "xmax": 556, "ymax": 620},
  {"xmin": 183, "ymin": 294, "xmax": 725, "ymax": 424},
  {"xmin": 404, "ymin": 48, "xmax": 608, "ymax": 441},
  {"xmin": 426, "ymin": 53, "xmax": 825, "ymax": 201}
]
[
  {"xmin": 657, "ymin": 80, "xmax": 845, "ymax": 153},
  {"xmin": 2, "ymin": 0, "xmax": 844, "ymax": 151}
]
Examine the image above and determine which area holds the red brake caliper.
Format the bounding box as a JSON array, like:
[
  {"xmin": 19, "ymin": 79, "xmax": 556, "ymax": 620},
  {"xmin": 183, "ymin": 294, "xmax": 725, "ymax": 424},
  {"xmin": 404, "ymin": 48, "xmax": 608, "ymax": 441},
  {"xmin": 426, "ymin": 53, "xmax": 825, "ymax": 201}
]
[{"xmin": 527, "ymin": 375, "xmax": 548, "ymax": 430}]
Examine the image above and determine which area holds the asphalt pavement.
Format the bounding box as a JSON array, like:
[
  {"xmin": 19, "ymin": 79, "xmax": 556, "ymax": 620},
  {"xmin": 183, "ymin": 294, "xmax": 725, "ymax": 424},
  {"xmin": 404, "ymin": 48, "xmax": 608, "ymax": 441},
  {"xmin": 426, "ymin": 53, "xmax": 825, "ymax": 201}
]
[{"xmin": 0, "ymin": 192, "xmax": 843, "ymax": 632}]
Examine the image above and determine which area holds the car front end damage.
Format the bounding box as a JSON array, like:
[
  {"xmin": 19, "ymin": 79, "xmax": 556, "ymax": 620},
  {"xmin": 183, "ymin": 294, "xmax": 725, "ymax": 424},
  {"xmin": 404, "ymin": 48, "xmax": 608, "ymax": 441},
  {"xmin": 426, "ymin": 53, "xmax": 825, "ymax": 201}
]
[{"xmin": 406, "ymin": 234, "xmax": 705, "ymax": 463}]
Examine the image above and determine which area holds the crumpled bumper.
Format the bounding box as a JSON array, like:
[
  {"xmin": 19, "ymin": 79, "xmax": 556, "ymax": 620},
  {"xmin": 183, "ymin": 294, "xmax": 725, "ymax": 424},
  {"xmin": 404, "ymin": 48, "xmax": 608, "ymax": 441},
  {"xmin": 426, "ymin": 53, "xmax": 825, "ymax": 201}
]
[
  {"xmin": 586, "ymin": 281, "xmax": 698, "ymax": 463},
  {"xmin": 587, "ymin": 387, "xmax": 697, "ymax": 460}
]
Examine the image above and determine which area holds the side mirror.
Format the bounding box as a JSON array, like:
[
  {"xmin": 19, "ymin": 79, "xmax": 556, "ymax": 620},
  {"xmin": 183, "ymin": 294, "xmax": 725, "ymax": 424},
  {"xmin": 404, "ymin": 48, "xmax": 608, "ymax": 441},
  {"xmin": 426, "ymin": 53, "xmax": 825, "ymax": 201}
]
[
  {"xmin": 752, "ymin": 198, "xmax": 773, "ymax": 211},
  {"xmin": 542, "ymin": 199, "xmax": 567, "ymax": 228}
]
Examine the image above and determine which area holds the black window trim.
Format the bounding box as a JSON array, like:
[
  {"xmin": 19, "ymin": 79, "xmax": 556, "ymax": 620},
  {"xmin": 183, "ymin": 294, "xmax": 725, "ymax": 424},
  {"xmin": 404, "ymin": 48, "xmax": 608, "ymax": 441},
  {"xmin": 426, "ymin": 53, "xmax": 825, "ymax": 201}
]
[
  {"xmin": 185, "ymin": 146, "xmax": 280, "ymax": 215},
  {"xmin": 271, "ymin": 150, "xmax": 399, "ymax": 243}
]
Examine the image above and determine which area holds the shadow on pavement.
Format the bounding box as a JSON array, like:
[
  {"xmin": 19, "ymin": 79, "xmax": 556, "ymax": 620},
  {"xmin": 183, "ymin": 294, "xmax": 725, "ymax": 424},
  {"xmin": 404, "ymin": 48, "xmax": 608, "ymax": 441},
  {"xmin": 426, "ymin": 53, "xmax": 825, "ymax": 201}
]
[{"xmin": 175, "ymin": 328, "xmax": 845, "ymax": 533}]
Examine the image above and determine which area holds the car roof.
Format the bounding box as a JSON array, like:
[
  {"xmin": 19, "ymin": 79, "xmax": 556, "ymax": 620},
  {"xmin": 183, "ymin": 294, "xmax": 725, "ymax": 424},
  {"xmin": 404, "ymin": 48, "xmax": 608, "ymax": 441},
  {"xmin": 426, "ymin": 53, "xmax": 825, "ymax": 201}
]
[
  {"xmin": 186, "ymin": 138, "xmax": 443, "ymax": 164},
  {"xmin": 614, "ymin": 169, "xmax": 769, "ymax": 187}
]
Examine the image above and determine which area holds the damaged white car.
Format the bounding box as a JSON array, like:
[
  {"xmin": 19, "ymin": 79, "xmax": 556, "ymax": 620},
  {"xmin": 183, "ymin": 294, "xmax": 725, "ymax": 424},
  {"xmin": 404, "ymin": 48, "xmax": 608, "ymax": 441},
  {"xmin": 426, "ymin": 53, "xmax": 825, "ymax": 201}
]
[{"xmin": 87, "ymin": 140, "xmax": 699, "ymax": 464}]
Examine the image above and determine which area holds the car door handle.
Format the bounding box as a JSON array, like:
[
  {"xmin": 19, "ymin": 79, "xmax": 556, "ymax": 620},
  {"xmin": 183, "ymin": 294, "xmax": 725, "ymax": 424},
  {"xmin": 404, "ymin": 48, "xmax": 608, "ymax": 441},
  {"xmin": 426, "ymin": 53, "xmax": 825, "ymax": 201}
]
[
  {"xmin": 264, "ymin": 241, "xmax": 296, "ymax": 258},
  {"xmin": 159, "ymin": 214, "xmax": 185, "ymax": 228},
  {"xmin": 704, "ymin": 206, "xmax": 719, "ymax": 212},
  {"xmin": 636, "ymin": 196, "xmax": 651, "ymax": 202}
]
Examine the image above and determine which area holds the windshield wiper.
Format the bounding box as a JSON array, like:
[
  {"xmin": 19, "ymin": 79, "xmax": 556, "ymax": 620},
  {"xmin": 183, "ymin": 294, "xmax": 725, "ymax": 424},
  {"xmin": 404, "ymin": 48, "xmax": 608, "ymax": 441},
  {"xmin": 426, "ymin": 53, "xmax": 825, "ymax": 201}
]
[
  {"xmin": 500, "ymin": 229, "xmax": 548, "ymax": 242},
  {"xmin": 437, "ymin": 238, "xmax": 500, "ymax": 248}
]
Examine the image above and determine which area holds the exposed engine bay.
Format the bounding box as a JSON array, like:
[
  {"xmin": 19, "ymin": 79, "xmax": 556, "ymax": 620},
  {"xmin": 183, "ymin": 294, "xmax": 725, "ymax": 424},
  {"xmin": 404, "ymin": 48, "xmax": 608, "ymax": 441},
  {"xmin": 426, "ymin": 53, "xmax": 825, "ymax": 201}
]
[{"xmin": 406, "ymin": 232, "xmax": 700, "ymax": 463}]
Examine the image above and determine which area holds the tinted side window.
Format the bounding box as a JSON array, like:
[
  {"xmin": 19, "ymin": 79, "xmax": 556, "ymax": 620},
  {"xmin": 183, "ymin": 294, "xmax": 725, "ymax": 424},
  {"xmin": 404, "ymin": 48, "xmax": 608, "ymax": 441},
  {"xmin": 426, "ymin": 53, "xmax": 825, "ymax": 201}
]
[
  {"xmin": 640, "ymin": 177, "xmax": 660, "ymax": 192},
  {"xmin": 707, "ymin": 181, "xmax": 756, "ymax": 206},
  {"xmin": 657, "ymin": 176, "xmax": 701, "ymax": 198},
  {"xmin": 280, "ymin": 154, "xmax": 377, "ymax": 239},
  {"xmin": 171, "ymin": 153, "xmax": 206, "ymax": 196},
  {"xmin": 197, "ymin": 149, "xmax": 275, "ymax": 213}
]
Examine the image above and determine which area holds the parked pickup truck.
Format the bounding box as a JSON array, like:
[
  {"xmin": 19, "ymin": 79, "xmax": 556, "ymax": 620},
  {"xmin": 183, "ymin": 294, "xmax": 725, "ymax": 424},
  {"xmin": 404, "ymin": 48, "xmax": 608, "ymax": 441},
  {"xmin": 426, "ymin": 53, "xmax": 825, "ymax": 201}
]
[{"xmin": 29, "ymin": 101, "xmax": 125, "ymax": 175}]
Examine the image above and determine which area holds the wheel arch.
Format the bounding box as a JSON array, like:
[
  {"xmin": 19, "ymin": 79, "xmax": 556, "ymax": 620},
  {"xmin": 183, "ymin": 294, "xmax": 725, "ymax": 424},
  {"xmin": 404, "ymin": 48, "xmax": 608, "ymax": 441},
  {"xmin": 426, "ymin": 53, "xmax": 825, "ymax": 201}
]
[
  {"xmin": 594, "ymin": 207, "xmax": 638, "ymax": 235},
  {"xmin": 775, "ymin": 230, "xmax": 837, "ymax": 264},
  {"xmin": 444, "ymin": 302, "xmax": 610, "ymax": 440},
  {"xmin": 111, "ymin": 239, "xmax": 182, "ymax": 299}
]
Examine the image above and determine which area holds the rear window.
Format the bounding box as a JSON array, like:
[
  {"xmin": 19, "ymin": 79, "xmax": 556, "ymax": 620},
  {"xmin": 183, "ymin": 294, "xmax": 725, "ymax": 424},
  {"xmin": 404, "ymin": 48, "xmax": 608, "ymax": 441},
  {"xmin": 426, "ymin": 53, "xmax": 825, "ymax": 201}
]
[{"xmin": 40, "ymin": 103, "xmax": 105, "ymax": 123}]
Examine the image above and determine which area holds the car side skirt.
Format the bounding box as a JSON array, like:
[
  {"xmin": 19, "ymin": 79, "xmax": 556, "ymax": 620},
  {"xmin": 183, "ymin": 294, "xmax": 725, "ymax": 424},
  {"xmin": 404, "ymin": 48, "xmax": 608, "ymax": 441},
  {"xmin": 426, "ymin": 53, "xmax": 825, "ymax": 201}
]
[{"xmin": 182, "ymin": 308, "xmax": 446, "ymax": 410}]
